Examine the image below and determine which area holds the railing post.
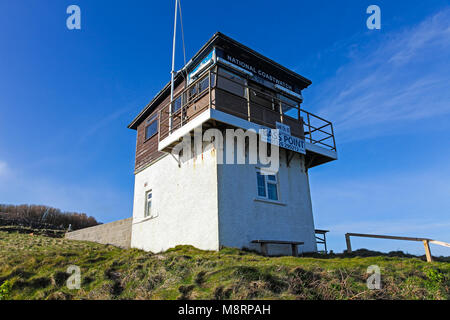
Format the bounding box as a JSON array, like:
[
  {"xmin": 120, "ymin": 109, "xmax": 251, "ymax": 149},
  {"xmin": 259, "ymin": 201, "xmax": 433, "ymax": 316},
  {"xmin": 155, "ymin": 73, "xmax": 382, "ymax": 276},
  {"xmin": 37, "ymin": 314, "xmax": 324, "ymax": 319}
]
[
  {"xmin": 246, "ymin": 86, "xmax": 251, "ymax": 122},
  {"xmin": 307, "ymin": 113, "xmax": 312, "ymax": 143},
  {"xmin": 330, "ymin": 122, "xmax": 336, "ymax": 151},
  {"xmin": 279, "ymin": 100, "xmax": 283, "ymax": 123},
  {"xmin": 158, "ymin": 109, "xmax": 161, "ymax": 142},
  {"xmin": 180, "ymin": 96, "xmax": 184, "ymax": 128},
  {"xmin": 169, "ymin": 102, "xmax": 173, "ymax": 135},
  {"xmin": 208, "ymin": 69, "xmax": 212, "ymax": 110}
]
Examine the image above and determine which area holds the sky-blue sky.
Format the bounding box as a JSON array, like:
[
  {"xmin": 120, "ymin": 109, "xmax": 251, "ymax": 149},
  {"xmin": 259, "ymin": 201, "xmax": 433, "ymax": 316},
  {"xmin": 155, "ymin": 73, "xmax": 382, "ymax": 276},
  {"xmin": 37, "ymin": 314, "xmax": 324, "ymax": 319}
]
[{"xmin": 1, "ymin": 1, "xmax": 449, "ymax": 255}]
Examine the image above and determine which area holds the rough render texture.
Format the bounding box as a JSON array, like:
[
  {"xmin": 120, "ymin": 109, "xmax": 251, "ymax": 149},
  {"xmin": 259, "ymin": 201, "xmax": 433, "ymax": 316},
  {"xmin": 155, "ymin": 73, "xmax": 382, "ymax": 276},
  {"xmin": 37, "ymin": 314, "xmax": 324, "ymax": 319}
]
[
  {"xmin": 65, "ymin": 218, "xmax": 132, "ymax": 248},
  {"xmin": 131, "ymin": 142, "xmax": 220, "ymax": 253},
  {"xmin": 217, "ymin": 144, "xmax": 318, "ymax": 255},
  {"xmin": 130, "ymin": 139, "xmax": 318, "ymax": 255}
]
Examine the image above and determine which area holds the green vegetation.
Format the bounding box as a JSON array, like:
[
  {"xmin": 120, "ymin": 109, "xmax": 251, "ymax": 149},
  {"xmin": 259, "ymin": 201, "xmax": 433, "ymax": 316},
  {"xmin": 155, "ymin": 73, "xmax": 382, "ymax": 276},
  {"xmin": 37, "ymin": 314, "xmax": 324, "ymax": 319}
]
[
  {"xmin": 0, "ymin": 230, "xmax": 449, "ymax": 300},
  {"xmin": 0, "ymin": 279, "xmax": 12, "ymax": 300}
]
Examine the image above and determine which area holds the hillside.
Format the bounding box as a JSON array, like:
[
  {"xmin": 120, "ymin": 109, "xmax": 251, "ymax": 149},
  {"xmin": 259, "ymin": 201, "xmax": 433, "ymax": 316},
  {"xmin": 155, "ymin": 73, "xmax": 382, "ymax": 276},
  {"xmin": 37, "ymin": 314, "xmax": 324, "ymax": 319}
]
[{"xmin": 0, "ymin": 230, "xmax": 449, "ymax": 300}]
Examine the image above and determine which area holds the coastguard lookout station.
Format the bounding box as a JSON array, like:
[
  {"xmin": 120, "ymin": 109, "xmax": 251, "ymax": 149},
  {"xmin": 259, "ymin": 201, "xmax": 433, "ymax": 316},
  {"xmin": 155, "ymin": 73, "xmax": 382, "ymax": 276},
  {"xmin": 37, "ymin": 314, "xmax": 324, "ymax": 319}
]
[{"xmin": 127, "ymin": 32, "xmax": 337, "ymax": 255}]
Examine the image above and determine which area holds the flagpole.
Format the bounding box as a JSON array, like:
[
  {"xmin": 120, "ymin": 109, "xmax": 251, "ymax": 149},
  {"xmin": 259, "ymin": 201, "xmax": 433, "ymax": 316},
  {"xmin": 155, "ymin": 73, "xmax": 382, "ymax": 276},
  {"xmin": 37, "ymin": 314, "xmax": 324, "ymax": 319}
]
[{"xmin": 169, "ymin": 0, "xmax": 178, "ymax": 133}]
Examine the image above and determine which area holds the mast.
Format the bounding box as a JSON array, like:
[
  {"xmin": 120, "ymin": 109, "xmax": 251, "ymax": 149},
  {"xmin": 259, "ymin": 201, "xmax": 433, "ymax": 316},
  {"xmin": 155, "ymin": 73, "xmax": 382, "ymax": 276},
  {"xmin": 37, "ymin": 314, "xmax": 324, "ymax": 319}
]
[{"xmin": 169, "ymin": 0, "xmax": 179, "ymax": 133}]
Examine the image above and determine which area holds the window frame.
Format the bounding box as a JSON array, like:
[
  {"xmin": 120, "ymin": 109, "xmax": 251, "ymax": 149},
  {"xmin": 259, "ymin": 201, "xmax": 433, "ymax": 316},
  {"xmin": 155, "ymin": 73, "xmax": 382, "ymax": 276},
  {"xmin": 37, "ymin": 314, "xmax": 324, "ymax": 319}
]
[
  {"xmin": 255, "ymin": 169, "xmax": 280, "ymax": 201},
  {"xmin": 279, "ymin": 93, "xmax": 301, "ymax": 120},
  {"xmin": 172, "ymin": 95, "xmax": 183, "ymax": 113},
  {"xmin": 144, "ymin": 190, "xmax": 152, "ymax": 218},
  {"xmin": 216, "ymin": 67, "xmax": 248, "ymax": 98},
  {"xmin": 144, "ymin": 114, "xmax": 158, "ymax": 141}
]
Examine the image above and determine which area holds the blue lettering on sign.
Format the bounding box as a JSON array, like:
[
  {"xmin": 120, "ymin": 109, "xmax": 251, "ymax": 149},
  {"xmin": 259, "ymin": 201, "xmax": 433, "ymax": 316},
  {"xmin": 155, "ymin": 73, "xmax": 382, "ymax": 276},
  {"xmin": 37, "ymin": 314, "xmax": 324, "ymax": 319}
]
[{"xmin": 261, "ymin": 127, "xmax": 305, "ymax": 154}]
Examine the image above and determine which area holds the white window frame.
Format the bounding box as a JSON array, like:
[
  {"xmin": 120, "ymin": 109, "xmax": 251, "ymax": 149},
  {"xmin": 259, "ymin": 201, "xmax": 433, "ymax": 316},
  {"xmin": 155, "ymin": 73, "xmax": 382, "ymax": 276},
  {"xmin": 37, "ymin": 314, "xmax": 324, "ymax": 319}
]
[
  {"xmin": 144, "ymin": 190, "xmax": 153, "ymax": 218},
  {"xmin": 256, "ymin": 169, "xmax": 280, "ymax": 201}
]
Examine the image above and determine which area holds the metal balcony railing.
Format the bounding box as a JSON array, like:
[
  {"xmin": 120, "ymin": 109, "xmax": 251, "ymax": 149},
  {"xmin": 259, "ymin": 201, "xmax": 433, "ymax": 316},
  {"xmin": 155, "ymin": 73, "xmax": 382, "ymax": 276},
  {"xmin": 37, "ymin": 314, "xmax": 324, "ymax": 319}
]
[{"xmin": 158, "ymin": 63, "xmax": 336, "ymax": 153}]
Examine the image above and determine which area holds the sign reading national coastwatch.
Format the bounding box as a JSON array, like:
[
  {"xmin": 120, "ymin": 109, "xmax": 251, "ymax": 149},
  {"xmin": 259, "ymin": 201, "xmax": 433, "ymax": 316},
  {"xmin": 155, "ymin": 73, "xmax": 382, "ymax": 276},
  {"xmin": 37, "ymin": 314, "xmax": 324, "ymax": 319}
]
[{"xmin": 260, "ymin": 122, "xmax": 306, "ymax": 154}]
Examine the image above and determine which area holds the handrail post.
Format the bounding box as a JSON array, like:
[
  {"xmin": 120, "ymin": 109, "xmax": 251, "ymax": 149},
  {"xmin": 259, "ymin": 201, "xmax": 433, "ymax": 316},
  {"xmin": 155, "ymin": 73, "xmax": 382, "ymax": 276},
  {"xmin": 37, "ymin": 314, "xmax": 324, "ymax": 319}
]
[
  {"xmin": 307, "ymin": 113, "xmax": 312, "ymax": 143},
  {"xmin": 279, "ymin": 100, "xmax": 283, "ymax": 123},
  {"xmin": 169, "ymin": 102, "xmax": 173, "ymax": 135},
  {"xmin": 246, "ymin": 86, "xmax": 251, "ymax": 122},
  {"xmin": 180, "ymin": 94, "xmax": 184, "ymax": 128},
  {"xmin": 158, "ymin": 109, "xmax": 161, "ymax": 142},
  {"xmin": 208, "ymin": 69, "xmax": 212, "ymax": 109},
  {"xmin": 330, "ymin": 122, "xmax": 336, "ymax": 151}
]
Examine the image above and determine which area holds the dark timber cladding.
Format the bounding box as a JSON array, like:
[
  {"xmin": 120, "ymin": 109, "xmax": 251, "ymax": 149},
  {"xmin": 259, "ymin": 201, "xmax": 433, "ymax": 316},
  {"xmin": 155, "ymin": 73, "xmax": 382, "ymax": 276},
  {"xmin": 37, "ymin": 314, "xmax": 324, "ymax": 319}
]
[
  {"xmin": 128, "ymin": 32, "xmax": 315, "ymax": 172},
  {"xmin": 134, "ymin": 81, "xmax": 184, "ymax": 172}
]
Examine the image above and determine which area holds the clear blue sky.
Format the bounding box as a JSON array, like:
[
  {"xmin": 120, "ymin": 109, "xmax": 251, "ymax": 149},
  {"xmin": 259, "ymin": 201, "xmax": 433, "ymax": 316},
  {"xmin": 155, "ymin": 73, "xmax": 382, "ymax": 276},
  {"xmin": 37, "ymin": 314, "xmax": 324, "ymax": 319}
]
[{"xmin": 1, "ymin": 1, "xmax": 449, "ymax": 255}]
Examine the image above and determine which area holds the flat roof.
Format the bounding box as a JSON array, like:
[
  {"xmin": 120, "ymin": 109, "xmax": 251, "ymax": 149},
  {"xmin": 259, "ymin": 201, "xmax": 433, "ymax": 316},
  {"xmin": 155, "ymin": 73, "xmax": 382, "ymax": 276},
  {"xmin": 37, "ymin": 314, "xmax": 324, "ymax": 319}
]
[{"xmin": 128, "ymin": 32, "xmax": 312, "ymax": 130}]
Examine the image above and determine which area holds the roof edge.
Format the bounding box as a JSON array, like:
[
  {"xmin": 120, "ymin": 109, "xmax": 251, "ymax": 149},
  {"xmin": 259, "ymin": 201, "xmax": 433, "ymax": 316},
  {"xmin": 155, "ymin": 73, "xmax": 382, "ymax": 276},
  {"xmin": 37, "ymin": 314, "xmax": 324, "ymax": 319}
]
[{"xmin": 128, "ymin": 32, "xmax": 312, "ymax": 130}]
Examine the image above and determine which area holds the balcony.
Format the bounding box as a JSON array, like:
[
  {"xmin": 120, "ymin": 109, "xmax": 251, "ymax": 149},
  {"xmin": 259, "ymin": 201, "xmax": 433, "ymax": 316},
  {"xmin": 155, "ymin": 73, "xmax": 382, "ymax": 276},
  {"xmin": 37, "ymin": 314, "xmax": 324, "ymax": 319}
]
[{"xmin": 157, "ymin": 64, "xmax": 337, "ymax": 168}]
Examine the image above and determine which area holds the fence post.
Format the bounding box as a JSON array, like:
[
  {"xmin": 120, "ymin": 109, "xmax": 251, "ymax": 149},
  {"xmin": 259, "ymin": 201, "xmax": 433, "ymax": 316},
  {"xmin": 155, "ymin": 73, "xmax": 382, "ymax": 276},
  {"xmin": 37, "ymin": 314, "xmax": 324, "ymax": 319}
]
[
  {"xmin": 423, "ymin": 240, "xmax": 433, "ymax": 262},
  {"xmin": 345, "ymin": 233, "xmax": 352, "ymax": 253}
]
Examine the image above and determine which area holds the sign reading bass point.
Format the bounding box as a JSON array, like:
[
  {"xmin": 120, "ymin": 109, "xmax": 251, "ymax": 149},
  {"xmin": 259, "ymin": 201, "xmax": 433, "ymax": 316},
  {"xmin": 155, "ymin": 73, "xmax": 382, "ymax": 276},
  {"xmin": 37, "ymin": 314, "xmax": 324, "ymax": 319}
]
[{"xmin": 261, "ymin": 122, "xmax": 306, "ymax": 154}]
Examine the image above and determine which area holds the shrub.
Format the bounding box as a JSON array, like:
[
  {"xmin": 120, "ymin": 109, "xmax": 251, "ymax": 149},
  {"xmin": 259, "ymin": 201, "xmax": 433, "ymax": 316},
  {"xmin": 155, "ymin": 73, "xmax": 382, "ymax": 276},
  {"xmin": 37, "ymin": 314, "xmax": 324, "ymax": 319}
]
[{"xmin": 0, "ymin": 280, "xmax": 12, "ymax": 300}]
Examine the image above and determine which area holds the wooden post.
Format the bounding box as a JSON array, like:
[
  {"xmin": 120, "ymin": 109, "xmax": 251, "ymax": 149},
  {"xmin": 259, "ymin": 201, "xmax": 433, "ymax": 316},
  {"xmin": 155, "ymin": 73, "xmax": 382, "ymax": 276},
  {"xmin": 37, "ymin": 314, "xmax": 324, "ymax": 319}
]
[
  {"xmin": 345, "ymin": 233, "xmax": 352, "ymax": 253},
  {"xmin": 423, "ymin": 240, "xmax": 433, "ymax": 262},
  {"xmin": 279, "ymin": 100, "xmax": 283, "ymax": 123},
  {"xmin": 208, "ymin": 69, "xmax": 212, "ymax": 110},
  {"xmin": 158, "ymin": 109, "xmax": 161, "ymax": 142},
  {"xmin": 246, "ymin": 86, "xmax": 251, "ymax": 122}
]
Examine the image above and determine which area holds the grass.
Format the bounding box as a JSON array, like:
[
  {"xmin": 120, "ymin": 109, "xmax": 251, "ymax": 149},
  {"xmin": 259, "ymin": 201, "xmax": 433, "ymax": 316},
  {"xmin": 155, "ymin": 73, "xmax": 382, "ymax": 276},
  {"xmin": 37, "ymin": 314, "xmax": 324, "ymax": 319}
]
[{"xmin": 0, "ymin": 230, "xmax": 449, "ymax": 300}]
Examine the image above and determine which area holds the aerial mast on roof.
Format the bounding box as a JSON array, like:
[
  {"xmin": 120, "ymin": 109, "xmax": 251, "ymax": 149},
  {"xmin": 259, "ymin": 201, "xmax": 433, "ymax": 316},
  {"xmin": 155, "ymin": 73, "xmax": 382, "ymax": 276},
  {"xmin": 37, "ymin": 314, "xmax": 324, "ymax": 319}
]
[
  {"xmin": 170, "ymin": 0, "xmax": 186, "ymax": 132},
  {"xmin": 169, "ymin": 0, "xmax": 179, "ymax": 132}
]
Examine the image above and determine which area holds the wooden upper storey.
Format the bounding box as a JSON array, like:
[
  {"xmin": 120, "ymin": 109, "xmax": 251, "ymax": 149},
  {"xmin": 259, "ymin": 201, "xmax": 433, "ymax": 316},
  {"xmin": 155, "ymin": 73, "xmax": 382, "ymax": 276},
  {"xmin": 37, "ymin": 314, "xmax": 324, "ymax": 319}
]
[{"xmin": 129, "ymin": 33, "xmax": 336, "ymax": 173}]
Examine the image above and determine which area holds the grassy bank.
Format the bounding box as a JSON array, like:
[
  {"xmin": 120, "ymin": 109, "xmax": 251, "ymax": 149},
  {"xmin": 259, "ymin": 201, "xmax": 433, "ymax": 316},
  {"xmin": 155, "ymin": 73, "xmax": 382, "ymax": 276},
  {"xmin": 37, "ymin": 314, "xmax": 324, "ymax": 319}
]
[{"xmin": 0, "ymin": 230, "xmax": 448, "ymax": 300}]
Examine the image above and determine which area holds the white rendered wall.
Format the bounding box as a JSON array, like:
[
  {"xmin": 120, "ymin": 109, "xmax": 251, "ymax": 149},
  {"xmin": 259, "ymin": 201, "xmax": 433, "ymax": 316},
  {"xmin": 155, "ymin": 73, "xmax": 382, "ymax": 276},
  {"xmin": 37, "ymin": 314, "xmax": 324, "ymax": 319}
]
[
  {"xmin": 217, "ymin": 145, "xmax": 318, "ymax": 255},
  {"xmin": 131, "ymin": 137, "xmax": 317, "ymax": 255},
  {"xmin": 130, "ymin": 142, "xmax": 219, "ymax": 253}
]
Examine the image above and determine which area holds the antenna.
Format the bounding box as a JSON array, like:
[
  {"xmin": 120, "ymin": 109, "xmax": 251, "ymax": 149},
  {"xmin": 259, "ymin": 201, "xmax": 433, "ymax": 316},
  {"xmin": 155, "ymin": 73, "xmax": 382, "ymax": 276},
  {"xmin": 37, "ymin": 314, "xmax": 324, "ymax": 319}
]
[
  {"xmin": 178, "ymin": 0, "xmax": 186, "ymax": 66},
  {"xmin": 169, "ymin": 0, "xmax": 179, "ymax": 132},
  {"xmin": 169, "ymin": 0, "xmax": 187, "ymax": 132}
]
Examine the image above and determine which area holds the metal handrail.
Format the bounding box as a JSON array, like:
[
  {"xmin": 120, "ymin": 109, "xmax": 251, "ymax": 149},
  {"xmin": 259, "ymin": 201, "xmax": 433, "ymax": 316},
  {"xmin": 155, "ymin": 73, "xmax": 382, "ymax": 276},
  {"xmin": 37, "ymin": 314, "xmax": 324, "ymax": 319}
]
[{"xmin": 158, "ymin": 63, "xmax": 336, "ymax": 152}]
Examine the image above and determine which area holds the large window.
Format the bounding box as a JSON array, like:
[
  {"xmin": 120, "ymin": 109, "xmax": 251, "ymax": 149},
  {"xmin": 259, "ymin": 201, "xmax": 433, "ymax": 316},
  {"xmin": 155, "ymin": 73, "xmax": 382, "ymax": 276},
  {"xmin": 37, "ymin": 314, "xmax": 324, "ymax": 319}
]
[
  {"xmin": 145, "ymin": 114, "xmax": 158, "ymax": 140},
  {"xmin": 280, "ymin": 94, "xmax": 300, "ymax": 120},
  {"xmin": 173, "ymin": 95, "xmax": 183, "ymax": 113},
  {"xmin": 250, "ymin": 83, "xmax": 276, "ymax": 111},
  {"xmin": 256, "ymin": 170, "xmax": 279, "ymax": 201},
  {"xmin": 144, "ymin": 190, "xmax": 152, "ymax": 218},
  {"xmin": 217, "ymin": 68, "xmax": 247, "ymax": 97},
  {"xmin": 187, "ymin": 74, "xmax": 214, "ymax": 102}
]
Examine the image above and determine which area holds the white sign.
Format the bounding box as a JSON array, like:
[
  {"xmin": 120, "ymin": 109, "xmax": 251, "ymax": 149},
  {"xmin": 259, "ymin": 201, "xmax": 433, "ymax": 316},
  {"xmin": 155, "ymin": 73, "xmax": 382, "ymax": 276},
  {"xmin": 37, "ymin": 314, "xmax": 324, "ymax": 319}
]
[
  {"xmin": 276, "ymin": 122, "xmax": 291, "ymax": 135},
  {"xmin": 260, "ymin": 123, "xmax": 305, "ymax": 154}
]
